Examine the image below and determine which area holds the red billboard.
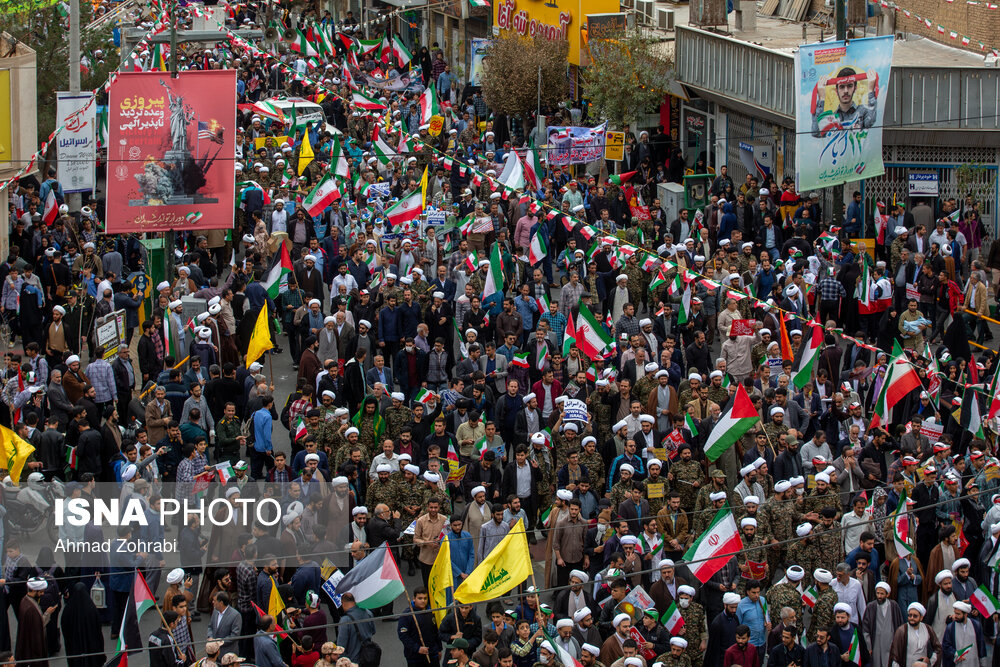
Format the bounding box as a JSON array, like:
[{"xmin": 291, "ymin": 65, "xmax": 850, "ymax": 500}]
[{"xmin": 106, "ymin": 70, "xmax": 236, "ymax": 233}]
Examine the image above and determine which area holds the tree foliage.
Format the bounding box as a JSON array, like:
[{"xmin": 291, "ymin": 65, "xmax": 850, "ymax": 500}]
[
  {"xmin": 582, "ymin": 30, "xmax": 673, "ymax": 129},
  {"xmin": 5, "ymin": 4, "xmax": 115, "ymax": 145},
  {"xmin": 480, "ymin": 33, "xmax": 568, "ymax": 118}
]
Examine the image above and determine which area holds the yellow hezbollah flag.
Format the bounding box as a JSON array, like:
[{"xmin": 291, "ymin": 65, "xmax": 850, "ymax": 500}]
[
  {"xmin": 454, "ymin": 519, "xmax": 531, "ymax": 603},
  {"xmin": 428, "ymin": 533, "xmax": 453, "ymax": 625},
  {"xmin": 298, "ymin": 130, "xmax": 314, "ymax": 176},
  {"xmin": 268, "ymin": 576, "xmax": 285, "ymax": 618},
  {"xmin": 245, "ymin": 305, "xmax": 274, "ymax": 368},
  {"xmin": 420, "ymin": 165, "xmax": 429, "ymax": 209},
  {"xmin": 0, "ymin": 424, "xmax": 34, "ymax": 484}
]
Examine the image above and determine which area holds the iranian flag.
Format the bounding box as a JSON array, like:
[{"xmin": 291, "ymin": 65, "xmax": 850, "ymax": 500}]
[
  {"xmin": 677, "ymin": 283, "xmax": 693, "ymax": 325},
  {"xmin": 329, "ymin": 135, "xmax": 349, "ymax": 179},
  {"xmin": 682, "ymin": 507, "xmax": 744, "ymax": 583},
  {"xmin": 792, "ymin": 322, "xmax": 823, "ymax": 389},
  {"xmin": 703, "ymin": 384, "xmax": 760, "ymax": 462},
  {"xmin": 971, "ymin": 584, "xmax": 1000, "ymax": 618},
  {"xmin": 847, "ymin": 628, "xmax": 861, "ymax": 664},
  {"xmin": 262, "ymin": 241, "xmax": 294, "ymax": 300},
  {"xmin": 42, "ymin": 188, "xmax": 58, "ymax": 225},
  {"xmin": 857, "ymin": 261, "xmax": 890, "ymax": 314},
  {"xmin": 660, "ymin": 601, "xmax": 684, "ymax": 633},
  {"xmin": 352, "ymin": 90, "xmax": 386, "ymax": 111},
  {"xmin": 419, "ymin": 82, "xmax": 441, "ymax": 124},
  {"xmin": 469, "ymin": 0, "xmax": 491, "ymax": 6},
  {"xmin": 447, "ymin": 439, "xmax": 460, "ymax": 462},
  {"xmin": 528, "ymin": 232, "xmax": 548, "ymax": 264},
  {"xmin": 413, "ymin": 388, "xmax": 436, "ymax": 404},
  {"xmin": 391, "ymin": 34, "xmax": 412, "ymax": 65},
  {"xmin": 385, "ymin": 190, "xmax": 423, "ymax": 228},
  {"xmin": 523, "ymin": 147, "xmax": 543, "ymax": 190},
  {"xmin": 987, "ymin": 369, "xmax": 1000, "ymax": 420},
  {"xmin": 893, "ymin": 489, "xmax": 915, "ymax": 556},
  {"xmin": 956, "ymin": 645, "xmax": 975, "ymax": 662},
  {"xmin": 536, "ymin": 293, "xmax": 551, "ymax": 315},
  {"xmin": 332, "ymin": 543, "xmax": 405, "ymax": 609},
  {"xmin": 540, "ymin": 506, "xmax": 553, "ymax": 528},
  {"xmin": 475, "ymin": 436, "xmax": 490, "ymax": 459},
  {"xmin": 293, "ymin": 417, "xmax": 308, "ymax": 442},
  {"xmin": 802, "ymin": 586, "xmax": 819, "ymax": 608},
  {"xmin": 511, "ymin": 352, "xmax": 530, "ymax": 368},
  {"xmin": 541, "ymin": 629, "xmax": 583, "ymax": 667},
  {"xmin": 870, "ymin": 356, "xmax": 922, "ymax": 430},
  {"xmin": 216, "ymin": 462, "xmax": 236, "ymax": 484},
  {"xmin": 302, "ymin": 172, "xmax": 342, "ymax": 216},
  {"xmin": 482, "ymin": 243, "xmax": 504, "ymax": 299},
  {"xmin": 575, "ymin": 304, "xmax": 614, "ymax": 359},
  {"xmin": 638, "ymin": 533, "xmax": 662, "ymax": 558}
]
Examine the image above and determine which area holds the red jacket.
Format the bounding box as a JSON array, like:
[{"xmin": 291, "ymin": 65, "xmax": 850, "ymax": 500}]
[
  {"xmin": 724, "ymin": 642, "xmax": 762, "ymax": 667},
  {"xmin": 531, "ymin": 378, "xmax": 564, "ymax": 416}
]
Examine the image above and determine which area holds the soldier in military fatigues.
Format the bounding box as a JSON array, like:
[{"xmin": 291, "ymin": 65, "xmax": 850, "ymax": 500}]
[
  {"xmin": 633, "ymin": 373, "xmax": 657, "ymax": 404},
  {"xmin": 587, "ymin": 384, "xmax": 616, "ymax": 448},
  {"xmin": 762, "ymin": 483, "xmax": 799, "ymax": 574},
  {"xmin": 786, "ymin": 525, "xmax": 822, "ymax": 588},
  {"xmin": 813, "ymin": 510, "xmax": 845, "ymax": 572},
  {"xmin": 804, "ymin": 477, "xmax": 843, "ymax": 519},
  {"xmin": 396, "ymin": 466, "xmax": 425, "ymax": 575},
  {"xmin": 579, "ymin": 439, "xmax": 606, "ymax": 496},
  {"xmin": 735, "ymin": 519, "xmax": 768, "ymax": 594},
  {"xmin": 531, "ymin": 441, "xmax": 555, "ymax": 514},
  {"xmin": 676, "ymin": 587, "xmax": 706, "ymax": 667},
  {"xmin": 382, "ymin": 397, "xmax": 413, "ymax": 444},
  {"xmin": 551, "ymin": 427, "xmax": 582, "ymax": 471},
  {"xmin": 693, "ymin": 469, "xmax": 728, "ymax": 518},
  {"xmin": 644, "ymin": 461, "xmax": 669, "ymax": 517},
  {"xmin": 706, "ymin": 375, "xmax": 729, "ymax": 407},
  {"xmin": 765, "ymin": 576, "xmax": 805, "ymax": 627},
  {"xmin": 653, "ymin": 640, "xmax": 693, "ymax": 667},
  {"xmin": 763, "ymin": 411, "xmax": 790, "ymax": 451},
  {"xmin": 608, "ymin": 466, "xmax": 637, "ymax": 511},
  {"xmin": 669, "ymin": 446, "xmax": 704, "ymax": 513},
  {"xmin": 366, "ymin": 468, "xmax": 399, "ymax": 509},
  {"xmin": 808, "ymin": 577, "xmax": 839, "ymax": 642},
  {"xmin": 624, "ymin": 255, "xmax": 645, "ymax": 308}
]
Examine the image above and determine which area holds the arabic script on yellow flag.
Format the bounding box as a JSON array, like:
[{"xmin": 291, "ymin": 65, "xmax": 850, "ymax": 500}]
[{"xmin": 454, "ymin": 518, "xmax": 532, "ymax": 603}]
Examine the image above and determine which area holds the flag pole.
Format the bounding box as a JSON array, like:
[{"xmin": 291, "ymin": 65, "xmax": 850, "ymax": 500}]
[
  {"xmin": 137, "ymin": 570, "xmax": 186, "ymax": 661},
  {"xmin": 402, "ymin": 588, "xmax": 432, "ymax": 664},
  {"xmin": 757, "ymin": 425, "xmax": 778, "ymax": 459}
]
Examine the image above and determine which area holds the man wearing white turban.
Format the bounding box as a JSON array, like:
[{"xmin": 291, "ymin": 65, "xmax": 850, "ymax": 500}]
[
  {"xmin": 861, "ymin": 581, "xmax": 903, "ymax": 667},
  {"xmin": 888, "ymin": 601, "xmax": 942, "ymax": 667}
]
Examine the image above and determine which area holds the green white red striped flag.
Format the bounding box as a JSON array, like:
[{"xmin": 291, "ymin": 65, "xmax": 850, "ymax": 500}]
[
  {"xmin": 419, "ymin": 82, "xmax": 441, "ymax": 123},
  {"xmin": 483, "ymin": 243, "xmax": 504, "ymax": 299},
  {"xmin": 413, "ymin": 388, "xmax": 436, "ymax": 404},
  {"xmin": 391, "ymin": 34, "xmax": 412, "ymax": 65},
  {"xmin": 703, "ymin": 384, "xmax": 759, "ymax": 462},
  {"xmin": 802, "ymin": 585, "xmax": 818, "ymax": 608},
  {"xmin": 528, "ymin": 232, "xmax": 548, "ymax": 264},
  {"xmin": 511, "ymin": 352, "xmax": 530, "ymax": 368},
  {"xmin": 385, "ymin": 190, "xmax": 423, "ymax": 229},
  {"xmin": 660, "ymin": 601, "xmax": 684, "ymax": 633},
  {"xmin": 575, "ymin": 303, "xmax": 614, "ymax": 359},
  {"xmin": 302, "ymin": 172, "xmax": 342, "ymax": 217},
  {"xmin": 892, "ymin": 488, "xmax": 916, "ymax": 556},
  {"xmin": 682, "ymin": 506, "xmax": 743, "ymax": 583},
  {"xmin": 352, "ymin": 90, "xmax": 386, "ymax": 111},
  {"xmin": 847, "ymin": 628, "xmax": 861, "ymax": 664},
  {"xmin": 676, "ymin": 283, "xmax": 692, "ymax": 325},
  {"xmin": 972, "ymin": 584, "xmax": 1000, "ymax": 618},
  {"xmin": 956, "ymin": 644, "xmax": 974, "ymax": 662}
]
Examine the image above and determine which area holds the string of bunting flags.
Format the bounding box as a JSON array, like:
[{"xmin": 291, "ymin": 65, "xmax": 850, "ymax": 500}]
[
  {"xmin": 876, "ymin": 0, "xmax": 1000, "ymax": 54},
  {"xmin": 0, "ymin": 17, "xmax": 170, "ymax": 196},
  {"xmin": 214, "ymin": 10, "xmax": 1000, "ymax": 426}
]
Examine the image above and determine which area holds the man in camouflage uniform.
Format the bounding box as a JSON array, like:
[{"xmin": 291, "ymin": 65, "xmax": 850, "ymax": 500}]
[
  {"xmin": 579, "ymin": 437, "xmax": 606, "ymax": 496},
  {"xmin": 735, "ymin": 517, "xmax": 768, "ymax": 594},
  {"xmin": 587, "ymin": 382, "xmax": 616, "ymax": 448},
  {"xmin": 694, "ymin": 490, "xmax": 728, "ymax": 535},
  {"xmin": 786, "ymin": 522, "xmax": 822, "ymax": 588},
  {"xmin": 382, "ymin": 392, "xmax": 413, "ymax": 444},
  {"xmin": 396, "ymin": 463, "xmax": 426, "ymax": 575},
  {"xmin": 633, "ymin": 366, "xmax": 658, "ymax": 404},
  {"xmin": 706, "ymin": 371, "xmax": 729, "ymax": 406},
  {"xmin": 608, "ymin": 463, "xmax": 637, "ymax": 511},
  {"xmin": 804, "ymin": 473, "xmax": 843, "ymax": 519},
  {"xmin": 763, "ymin": 407, "xmax": 790, "ymax": 450},
  {"xmin": 644, "ymin": 460, "xmax": 669, "ymax": 517},
  {"xmin": 762, "ymin": 481, "xmax": 799, "ymax": 573},
  {"xmin": 677, "ymin": 376, "xmax": 702, "ymax": 411},
  {"xmin": 751, "ymin": 331, "xmax": 773, "ymax": 371},
  {"xmin": 366, "ymin": 465, "xmax": 399, "ymax": 509},
  {"xmin": 653, "ymin": 638, "xmax": 692, "ymax": 667},
  {"xmin": 669, "ymin": 445, "xmax": 704, "ymax": 513},
  {"xmin": 807, "ymin": 569, "xmax": 839, "ymax": 642},
  {"xmin": 623, "ymin": 255, "xmax": 645, "ymax": 308},
  {"xmin": 530, "ymin": 434, "xmax": 555, "ymax": 513},
  {"xmin": 693, "ymin": 468, "xmax": 727, "ymax": 520},
  {"xmin": 551, "ymin": 422, "xmax": 582, "ymax": 470},
  {"xmin": 333, "ymin": 427, "xmax": 369, "ymax": 472},
  {"xmin": 812, "ymin": 507, "xmax": 845, "ymax": 572},
  {"xmin": 676, "ymin": 586, "xmax": 706, "ymax": 667},
  {"xmin": 765, "ymin": 564, "xmax": 806, "ymax": 626}
]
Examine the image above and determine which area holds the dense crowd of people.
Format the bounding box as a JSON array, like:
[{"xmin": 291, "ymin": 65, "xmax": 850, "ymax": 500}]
[{"xmin": 2, "ymin": 1, "xmax": 1000, "ymax": 667}]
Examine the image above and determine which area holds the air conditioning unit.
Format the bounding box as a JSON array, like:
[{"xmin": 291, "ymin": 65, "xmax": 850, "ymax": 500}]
[
  {"xmin": 636, "ymin": 0, "xmax": 654, "ymax": 22},
  {"xmin": 621, "ymin": 0, "xmax": 635, "ymax": 9},
  {"xmin": 655, "ymin": 6, "xmax": 675, "ymax": 29}
]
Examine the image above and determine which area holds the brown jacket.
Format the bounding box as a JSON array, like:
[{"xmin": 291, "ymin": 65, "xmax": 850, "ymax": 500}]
[
  {"xmin": 62, "ymin": 369, "xmax": 89, "ymax": 404},
  {"xmin": 145, "ymin": 399, "xmax": 173, "ymax": 444},
  {"xmin": 655, "ymin": 506, "xmax": 691, "ymax": 548},
  {"xmin": 645, "ymin": 385, "xmax": 678, "ymax": 421}
]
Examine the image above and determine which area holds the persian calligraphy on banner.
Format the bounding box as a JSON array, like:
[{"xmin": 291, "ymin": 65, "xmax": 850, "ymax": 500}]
[
  {"xmin": 106, "ymin": 71, "xmax": 236, "ymax": 233},
  {"xmin": 545, "ymin": 122, "xmax": 607, "ymax": 166}
]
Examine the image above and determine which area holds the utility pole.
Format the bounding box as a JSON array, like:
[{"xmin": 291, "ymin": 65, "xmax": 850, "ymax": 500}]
[
  {"xmin": 165, "ymin": 0, "xmax": 179, "ymax": 282},
  {"xmin": 832, "ymin": 0, "xmax": 847, "ymax": 235},
  {"xmin": 67, "ymin": 0, "xmax": 83, "ymax": 213}
]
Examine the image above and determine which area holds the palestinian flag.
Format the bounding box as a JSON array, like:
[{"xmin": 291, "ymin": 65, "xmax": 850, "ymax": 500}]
[
  {"xmin": 959, "ymin": 387, "xmax": 986, "ymax": 439},
  {"xmin": 391, "ymin": 34, "xmax": 412, "ymax": 65},
  {"xmin": 352, "ymin": 90, "xmax": 386, "ymax": 111},
  {"xmin": 528, "ymin": 232, "xmax": 548, "ymax": 264},
  {"xmin": 793, "ymin": 322, "xmax": 823, "ymax": 389},
  {"xmin": 386, "ymin": 190, "xmax": 423, "ymax": 228},
  {"xmin": 988, "ymin": 369, "xmax": 1000, "ymax": 420},
  {"xmin": 660, "ymin": 601, "xmax": 684, "ymax": 633},
  {"xmin": 703, "ymin": 384, "xmax": 760, "ymax": 462},
  {"xmin": 802, "ymin": 586, "xmax": 819, "ymax": 608},
  {"xmin": 115, "ymin": 570, "xmax": 157, "ymax": 653},
  {"xmin": 373, "ymin": 133, "xmax": 395, "ymax": 165},
  {"xmin": 103, "ymin": 651, "xmax": 129, "ymax": 667},
  {"xmin": 398, "ymin": 133, "xmax": 417, "ymax": 154},
  {"xmin": 972, "ymin": 584, "xmax": 1000, "ymax": 618},
  {"xmin": 413, "ymin": 388, "xmax": 436, "ymax": 404},
  {"xmin": 512, "ymin": 352, "xmax": 530, "ymax": 368},
  {"xmin": 575, "ymin": 304, "xmax": 613, "ymax": 359},
  {"xmin": 667, "ymin": 273, "xmax": 684, "ymax": 296},
  {"xmin": 66, "ymin": 445, "xmax": 78, "ymax": 470},
  {"xmin": 893, "ymin": 489, "xmax": 915, "ymax": 556},
  {"xmin": 563, "ymin": 316, "xmax": 577, "ymax": 357},
  {"xmin": 216, "ymin": 461, "xmax": 236, "ymax": 484},
  {"xmin": 677, "ymin": 284, "xmax": 692, "ymax": 325},
  {"xmin": 352, "ymin": 172, "xmax": 371, "ymax": 198},
  {"xmin": 163, "ymin": 313, "xmax": 178, "ymax": 359},
  {"xmin": 483, "ymin": 243, "xmax": 504, "ymax": 299},
  {"xmin": 332, "ymin": 543, "xmax": 405, "ymax": 608},
  {"xmin": 262, "ymin": 241, "xmax": 294, "ymax": 300},
  {"xmin": 354, "ymin": 38, "xmax": 382, "ymax": 56},
  {"xmin": 685, "ymin": 413, "xmax": 699, "ymax": 438},
  {"xmin": 419, "ymin": 82, "xmax": 440, "ymax": 124},
  {"xmin": 682, "ymin": 507, "xmax": 743, "ymax": 583},
  {"xmin": 302, "ymin": 172, "xmax": 342, "ymax": 216},
  {"xmin": 288, "ymin": 29, "xmax": 319, "ymax": 56},
  {"xmin": 649, "ymin": 269, "xmax": 667, "ymax": 293}
]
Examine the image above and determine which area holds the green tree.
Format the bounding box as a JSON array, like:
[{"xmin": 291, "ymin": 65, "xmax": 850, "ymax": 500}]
[
  {"xmin": 582, "ymin": 30, "xmax": 673, "ymax": 129},
  {"xmin": 5, "ymin": 3, "xmax": 115, "ymax": 146},
  {"xmin": 479, "ymin": 33, "xmax": 568, "ymax": 119}
]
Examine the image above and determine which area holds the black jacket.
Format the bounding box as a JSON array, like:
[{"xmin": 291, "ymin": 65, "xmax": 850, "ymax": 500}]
[
  {"xmin": 500, "ymin": 459, "xmax": 541, "ymax": 500},
  {"xmin": 137, "ymin": 333, "xmax": 161, "ymax": 382}
]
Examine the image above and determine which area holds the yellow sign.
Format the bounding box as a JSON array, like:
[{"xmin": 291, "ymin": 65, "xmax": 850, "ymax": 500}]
[
  {"xmin": 428, "ymin": 115, "xmax": 444, "ymax": 137},
  {"xmin": 605, "ymin": 131, "xmax": 625, "ymax": 161},
  {"xmin": 493, "ymin": 0, "xmax": 619, "ymax": 66},
  {"xmin": 0, "ymin": 70, "xmax": 11, "ymax": 166},
  {"xmin": 254, "ymin": 135, "xmax": 290, "ymax": 151},
  {"xmin": 646, "ymin": 482, "xmax": 665, "ymax": 499}
]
